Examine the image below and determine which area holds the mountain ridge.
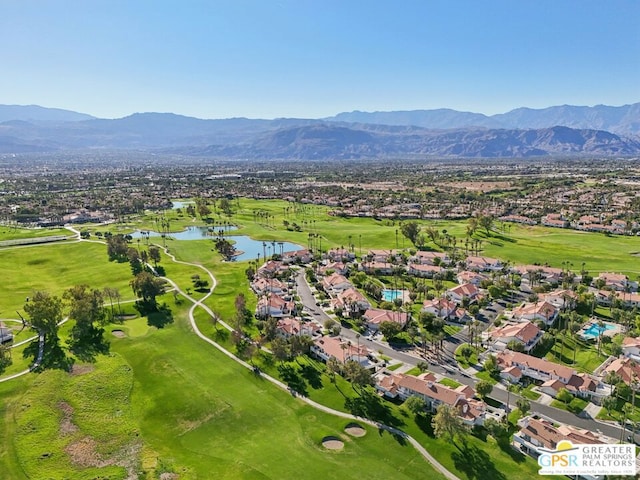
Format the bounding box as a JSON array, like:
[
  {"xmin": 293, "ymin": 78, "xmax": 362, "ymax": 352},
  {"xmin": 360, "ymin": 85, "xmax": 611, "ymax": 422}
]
[{"xmin": 0, "ymin": 103, "xmax": 639, "ymax": 158}]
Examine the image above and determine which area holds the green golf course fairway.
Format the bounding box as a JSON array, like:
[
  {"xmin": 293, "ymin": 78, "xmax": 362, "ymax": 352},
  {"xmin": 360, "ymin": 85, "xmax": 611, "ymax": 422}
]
[{"xmin": 0, "ymin": 308, "xmax": 442, "ymax": 480}]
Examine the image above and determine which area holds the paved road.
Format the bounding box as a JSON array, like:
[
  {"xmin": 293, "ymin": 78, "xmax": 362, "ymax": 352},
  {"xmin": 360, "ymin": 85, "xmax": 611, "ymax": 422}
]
[
  {"xmin": 160, "ymin": 249, "xmax": 460, "ymax": 479},
  {"xmin": 294, "ymin": 269, "xmax": 627, "ymax": 442}
]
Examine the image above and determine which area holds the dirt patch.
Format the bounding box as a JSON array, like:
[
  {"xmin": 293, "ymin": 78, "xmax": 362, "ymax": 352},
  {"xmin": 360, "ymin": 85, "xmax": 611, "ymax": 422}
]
[
  {"xmin": 70, "ymin": 364, "xmax": 95, "ymax": 376},
  {"xmin": 58, "ymin": 401, "xmax": 78, "ymax": 435},
  {"xmin": 159, "ymin": 474, "xmax": 180, "ymax": 480},
  {"xmin": 112, "ymin": 329, "xmax": 126, "ymax": 338},
  {"xmin": 66, "ymin": 436, "xmax": 142, "ymax": 479},
  {"xmin": 344, "ymin": 423, "xmax": 366, "ymax": 437},
  {"xmin": 117, "ymin": 314, "xmax": 137, "ymax": 320},
  {"xmin": 66, "ymin": 437, "xmax": 102, "ymax": 467},
  {"xmin": 322, "ymin": 436, "xmax": 344, "ymax": 450}
]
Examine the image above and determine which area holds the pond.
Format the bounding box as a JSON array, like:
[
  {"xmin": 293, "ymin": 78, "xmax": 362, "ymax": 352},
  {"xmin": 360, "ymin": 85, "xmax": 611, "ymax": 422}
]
[
  {"xmin": 130, "ymin": 226, "xmax": 237, "ymax": 241},
  {"xmin": 130, "ymin": 227, "xmax": 303, "ymax": 262},
  {"xmin": 171, "ymin": 200, "xmax": 194, "ymax": 210}
]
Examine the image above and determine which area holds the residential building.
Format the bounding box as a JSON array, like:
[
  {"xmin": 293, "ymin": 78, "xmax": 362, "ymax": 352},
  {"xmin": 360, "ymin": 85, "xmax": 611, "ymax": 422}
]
[
  {"xmin": 375, "ymin": 372, "xmax": 488, "ymax": 426},
  {"xmin": 512, "ymin": 301, "xmax": 558, "ymax": 326},
  {"xmin": 446, "ymin": 283, "xmax": 479, "ymax": 305},
  {"xmin": 486, "ymin": 321, "xmax": 543, "ymax": 353},
  {"xmin": 362, "ymin": 308, "xmax": 409, "ymax": 331},
  {"xmin": 311, "ymin": 336, "xmax": 369, "ymax": 365},
  {"xmin": 465, "ymin": 256, "xmax": 503, "ymax": 272},
  {"xmin": 321, "ymin": 272, "xmax": 352, "ymax": 294},
  {"xmin": 256, "ymin": 293, "xmax": 296, "ymax": 319},
  {"xmin": 410, "ymin": 251, "xmax": 449, "ymax": 265},
  {"xmin": 497, "ymin": 351, "xmax": 575, "ymax": 385}
]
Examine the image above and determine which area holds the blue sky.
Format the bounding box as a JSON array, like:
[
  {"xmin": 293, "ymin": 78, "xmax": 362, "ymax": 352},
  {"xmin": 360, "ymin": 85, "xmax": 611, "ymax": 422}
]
[{"xmin": 1, "ymin": 0, "xmax": 639, "ymax": 119}]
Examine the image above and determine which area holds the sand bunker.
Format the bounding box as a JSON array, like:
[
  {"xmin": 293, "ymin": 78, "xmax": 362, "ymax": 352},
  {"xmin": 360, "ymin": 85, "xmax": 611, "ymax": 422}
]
[
  {"xmin": 322, "ymin": 436, "xmax": 344, "ymax": 450},
  {"xmin": 344, "ymin": 423, "xmax": 366, "ymax": 437},
  {"xmin": 111, "ymin": 330, "xmax": 126, "ymax": 338}
]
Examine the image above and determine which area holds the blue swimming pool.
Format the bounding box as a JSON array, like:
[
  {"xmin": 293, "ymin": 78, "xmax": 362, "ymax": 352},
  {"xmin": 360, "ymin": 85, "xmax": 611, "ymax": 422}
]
[
  {"xmin": 382, "ymin": 289, "xmax": 404, "ymax": 302},
  {"xmin": 582, "ymin": 322, "xmax": 615, "ymax": 339}
]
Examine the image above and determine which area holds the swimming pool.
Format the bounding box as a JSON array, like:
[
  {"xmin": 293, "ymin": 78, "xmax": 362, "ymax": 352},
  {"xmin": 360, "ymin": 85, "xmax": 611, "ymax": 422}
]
[
  {"xmin": 382, "ymin": 289, "xmax": 404, "ymax": 302},
  {"xmin": 582, "ymin": 322, "xmax": 616, "ymax": 339}
]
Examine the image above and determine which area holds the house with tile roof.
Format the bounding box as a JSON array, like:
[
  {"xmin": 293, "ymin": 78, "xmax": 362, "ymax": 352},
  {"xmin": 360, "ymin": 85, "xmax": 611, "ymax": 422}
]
[
  {"xmin": 362, "ymin": 308, "xmax": 408, "ymax": 332},
  {"xmin": 256, "ymin": 293, "xmax": 296, "ymax": 319},
  {"xmin": 497, "ymin": 350, "xmax": 575, "ymax": 385},
  {"xmin": 410, "ymin": 251, "xmax": 449, "ymax": 265},
  {"xmin": 375, "ymin": 372, "xmax": 489, "ymax": 426},
  {"xmin": 486, "ymin": 321, "xmax": 543, "ymax": 353},
  {"xmin": 311, "ymin": 336, "xmax": 370, "ymax": 366},
  {"xmin": 321, "ymin": 272, "xmax": 352, "ymax": 294},
  {"xmin": 465, "ymin": 256, "xmax": 503, "ymax": 272},
  {"xmin": 513, "ymin": 414, "xmax": 615, "ymax": 461},
  {"xmin": 512, "ymin": 301, "xmax": 558, "ymax": 326},
  {"xmin": 447, "ymin": 283, "xmax": 479, "ymax": 305}
]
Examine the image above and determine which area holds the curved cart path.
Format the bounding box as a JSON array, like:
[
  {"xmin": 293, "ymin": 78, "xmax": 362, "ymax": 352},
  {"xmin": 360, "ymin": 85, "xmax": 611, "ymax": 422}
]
[{"xmin": 159, "ymin": 246, "xmax": 460, "ymax": 480}]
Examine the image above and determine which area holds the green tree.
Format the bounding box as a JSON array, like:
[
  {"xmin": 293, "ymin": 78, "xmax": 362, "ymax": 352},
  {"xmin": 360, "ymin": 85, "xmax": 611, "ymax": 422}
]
[
  {"xmin": 0, "ymin": 343, "xmax": 12, "ymax": 375},
  {"xmin": 516, "ymin": 397, "xmax": 531, "ymax": 416},
  {"xmin": 271, "ymin": 337, "xmax": 290, "ymax": 363},
  {"xmin": 556, "ymin": 388, "xmax": 573, "ymax": 404},
  {"xmin": 483, "ymin": 353, "xmax": 498, "ymax": 376},
  {"xmin": 404, "ymin": 395, "xmax": 427, "ymax": 416},
  {"xmin": 602, "ymin": 395, "xmax": 616, "ymax": 415},
  {"xmin": 379, "ymin": 321, "xmax": 403, "ymax": 341},
  {"xmin": 23, "ymin": 291, "xmax": 69, "ymax": 370},
  {"xmin": 432, "ymin": 403, "xmax": 468, "ymax": 449},
  {"xmin": 483, "ymin": 417, "xmax": 507, "ymax": 439},
  {"xmin": 400, "ymin": 221, "xmax": 421, "ymax": 247},
  {"xmin": 130, "ymin": 271, "xmax": 166, "ymax": 311},
  {"xmin": 478, "ymin": 214, "xmax": 495, "ymax": 235},
  {"xmin": 148, "ymin": 246, "xmax": 161, "ymax": 266},
  {"xmin": 326, "ymin": 356, "xmax": 341, "ymax": 383},
  {"xmin": 63, "ymin": 285, "xmax": 108, "ymax": 360},
  {"xmin": 459, "ymin": 344, "xmax": 474, "ymax": 363},
  {"xmin": 106, "ymin": 234, "xmax": 129, "ymax": 261},
  {"xmin": 476, "ymin": 380, "xmax": 494, "ymax": 399},
  {"xmin": 234, "ymin": 293, "xmax": 249, "ymax": 331},
  {"xmin": 342, "ymin": 360, "xmax": 372, "ymax": 393}
]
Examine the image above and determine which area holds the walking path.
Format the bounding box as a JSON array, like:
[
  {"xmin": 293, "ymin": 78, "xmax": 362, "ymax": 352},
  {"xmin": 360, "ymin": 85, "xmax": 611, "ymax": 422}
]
[{"xmin": 158, "ymin": 246, "xmax": 460, "ymax": 480}]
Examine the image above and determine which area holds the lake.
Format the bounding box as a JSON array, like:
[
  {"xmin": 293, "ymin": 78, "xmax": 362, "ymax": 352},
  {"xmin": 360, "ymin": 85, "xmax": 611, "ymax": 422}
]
[{"xmin": 130, "ymin": 227, "xmax": 303, "ymax": 261}]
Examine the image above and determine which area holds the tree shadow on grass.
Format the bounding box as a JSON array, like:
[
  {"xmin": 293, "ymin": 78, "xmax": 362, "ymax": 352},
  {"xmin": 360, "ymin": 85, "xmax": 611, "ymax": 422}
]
[
  {"xmin": 415, "ymin": 413, "xmax": 435, "ymax": 437},
  {"xmin": 451, "ymin": 440, "xmax": 506, "ymax": 480},
  {"xmin": 298, "ymin": 363, "xmax": 323, "ymax": 390},
  {"xmin": 147, "ymin": 304, "xmax": 174, "ymax": 329},
  {"xmin": 277, "ymin": 363, "xmax": 308, "ymax": 397},
  {"xmin": 69, "ymin": 326, "xmax": 110, "ymax": 363},
  {"xmin": 345, "ymin": 389, "xmax": 405, "ymax": 429},
  {"xmin": 213, "ymin": 328, "xmax": 230, "ymax": 342},
  {"xmin": 497, "ymin": 436, "xmax": 526, "ymax": 463},
  {"xmin": 24, "ymin": 338, "xmax": 74, "ymax": 372}
]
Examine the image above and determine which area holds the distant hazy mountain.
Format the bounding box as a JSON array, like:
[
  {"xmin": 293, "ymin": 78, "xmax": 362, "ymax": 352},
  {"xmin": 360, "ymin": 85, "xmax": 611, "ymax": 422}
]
[
  {"xmin": 178, "ymin": 124, "xmax": 640, "ymax": 159},
  {"xmin": 0, "ymin": 105, "xmax": 639, "ymax": 158},
  {"xmin": 327, "ymin": 103, "xmax": 640, "ymax": 136},
  {"xmin": 0, "ymin": 104, "xmax": 94, "ymax": 123}
]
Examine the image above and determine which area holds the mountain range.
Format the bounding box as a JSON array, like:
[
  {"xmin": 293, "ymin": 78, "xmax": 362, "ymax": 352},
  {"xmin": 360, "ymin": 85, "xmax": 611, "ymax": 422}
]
[{"xmin": 0, "ymin": 103, "xmax": 639, "ymax": 159}]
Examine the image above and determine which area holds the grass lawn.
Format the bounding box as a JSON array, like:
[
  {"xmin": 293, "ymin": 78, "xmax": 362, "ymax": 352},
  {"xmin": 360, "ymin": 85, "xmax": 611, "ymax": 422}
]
[
  {"xmin": 1, "ymin": 307, "xmax": 446, "ymax": 480},
  {"xmin": 550, "ymin": 397, "xmax": 589, "ymax": 415},
  {"xmin": 519, "ymin": 385, "xmax": 541, "ymax": 401},
  {"xmin": 404, "ymin": 366, "xmax": 422, "ymax": 376},
  {"xmin": 444, "ymin": 325, "xmax": 462, "ymax": 336},
  {"xmin": 541, "ymin": 335, "xmax": 607, "ymax": 373},
  {"xmin": 438, "ymin": 377, "xmax": 462, "ymax": 388},
  {"xmin": 0, "ymin": 241, "xmax": 137, "ymax": 315},
  {"xmin": 454, "ymin": 343, "xmax": 480, "ymax": 369},
  {"xmin": 475, "ymin": 370, "xmax": 499, "ymax": 385},
  {"xmin": 387, "ymin": 362, "xmax": 404, "ymax": 371},
  {"xmin": 0, "ymin": 226, "xmax": 69, "ymax": 241}
]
